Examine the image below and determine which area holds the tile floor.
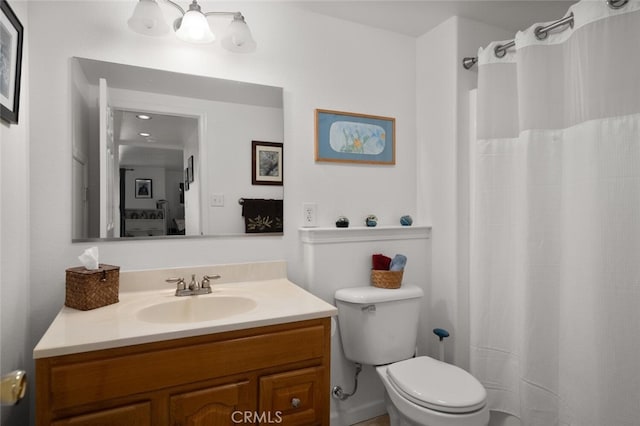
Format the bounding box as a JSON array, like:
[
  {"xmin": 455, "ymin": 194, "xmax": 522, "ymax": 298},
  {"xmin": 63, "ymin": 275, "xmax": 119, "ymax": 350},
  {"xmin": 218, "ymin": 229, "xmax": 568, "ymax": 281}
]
[{"xmin": 352, "ymin": 414, "xmax": 390, "ymax": 426}]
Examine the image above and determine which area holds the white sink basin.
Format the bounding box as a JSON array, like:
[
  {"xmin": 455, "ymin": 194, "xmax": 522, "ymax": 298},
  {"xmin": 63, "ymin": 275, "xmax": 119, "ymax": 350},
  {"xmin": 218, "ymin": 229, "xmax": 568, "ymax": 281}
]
[{"xmin": 136, "ymin": 296, "xmax": 257, "ymax": 324}]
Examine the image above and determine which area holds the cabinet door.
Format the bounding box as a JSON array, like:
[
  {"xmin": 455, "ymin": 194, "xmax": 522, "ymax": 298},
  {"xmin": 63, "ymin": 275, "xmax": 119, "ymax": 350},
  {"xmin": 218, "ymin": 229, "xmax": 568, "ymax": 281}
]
[
  {"xmin": 170, "ymin": 380, "xmax": 253, "ymax": 426},
  {"xmin": 52, "ymin": 402, "xmax": 151, "ymax": 425},
  {"xmin": 259, "ymin": 367, "xmax": 325, "ymax": 426}
]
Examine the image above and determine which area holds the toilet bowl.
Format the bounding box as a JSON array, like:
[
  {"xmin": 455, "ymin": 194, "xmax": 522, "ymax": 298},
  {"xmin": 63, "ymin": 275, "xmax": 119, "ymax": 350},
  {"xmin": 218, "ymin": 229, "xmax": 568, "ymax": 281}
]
[
  {"xmin": 377, "ymin": 357, "xmax": 489, "ymax": 426},
  {"xmin": 334, "ymin": 285, "xmax": 489, "ymax": 426}
]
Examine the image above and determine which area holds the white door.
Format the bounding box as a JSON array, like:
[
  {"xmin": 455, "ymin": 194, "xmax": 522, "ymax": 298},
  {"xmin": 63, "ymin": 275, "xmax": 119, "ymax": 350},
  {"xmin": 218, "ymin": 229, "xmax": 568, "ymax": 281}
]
[{"xmin": 99, "ymin": 78, "xmax": 116, "ymax": 238}]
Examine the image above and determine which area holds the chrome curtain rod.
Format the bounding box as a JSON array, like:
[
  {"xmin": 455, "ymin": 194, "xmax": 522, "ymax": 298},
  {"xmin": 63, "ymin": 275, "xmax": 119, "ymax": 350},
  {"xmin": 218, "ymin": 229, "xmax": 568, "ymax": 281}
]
[{"xmin": 461, "ymin": 0, "xmax": 629, "ymax": 70}]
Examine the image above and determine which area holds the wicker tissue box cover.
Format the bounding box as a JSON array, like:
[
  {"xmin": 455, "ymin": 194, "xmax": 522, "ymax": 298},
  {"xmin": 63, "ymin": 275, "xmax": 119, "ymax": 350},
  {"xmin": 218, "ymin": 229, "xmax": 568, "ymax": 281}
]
[{"xmin": 65, "ymin": 264, "xmax": 120, "ymax": 310}]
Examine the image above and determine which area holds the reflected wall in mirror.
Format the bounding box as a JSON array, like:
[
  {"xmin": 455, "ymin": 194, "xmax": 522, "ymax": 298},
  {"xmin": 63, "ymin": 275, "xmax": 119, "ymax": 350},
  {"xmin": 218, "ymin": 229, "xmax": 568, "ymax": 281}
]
[{"xmin": 71, "ymin": 57, "xmax": 284, "ymax": 241}]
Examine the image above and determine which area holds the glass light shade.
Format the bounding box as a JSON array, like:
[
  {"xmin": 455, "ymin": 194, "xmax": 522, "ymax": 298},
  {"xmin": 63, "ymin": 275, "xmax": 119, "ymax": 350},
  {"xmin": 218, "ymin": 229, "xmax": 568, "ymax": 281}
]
[
  {"xmin": 221, "ymin": 16, "xmax": 256, "ymax": 53},
  {"xmin": 175, "ymin": 9, "xmax": 215, "ymax": 43},
  {"xmin": 127, "ymin": 0, "xmax": 169, "ymax": 36}
]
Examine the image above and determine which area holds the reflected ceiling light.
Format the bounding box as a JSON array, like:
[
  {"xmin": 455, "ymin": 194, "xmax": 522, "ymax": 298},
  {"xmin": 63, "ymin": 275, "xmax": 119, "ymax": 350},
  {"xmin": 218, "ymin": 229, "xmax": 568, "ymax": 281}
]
[
  {"xmin": 136, "ymin": 114, "xmax": 152, "ymax": 120},
  {"xmin": 139, "ymin": 132, "xmax": 151, "ymax": 137},
  {"xmin": 127, "ymin": 0, "xmax": 256, "ymax": 51}
]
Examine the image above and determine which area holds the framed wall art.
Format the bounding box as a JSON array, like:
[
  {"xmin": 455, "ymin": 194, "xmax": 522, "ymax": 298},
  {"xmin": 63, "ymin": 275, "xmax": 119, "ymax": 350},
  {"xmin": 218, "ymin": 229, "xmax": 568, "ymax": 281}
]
[
  {"xmin": 315, "ymin": 109, "xmax": 395, "ymax": 165},
  {"xmin": 0, "ymin": 0, "xmax": 24, "ymax": 124},
  {"xmin": 252, "ymin": 140, "xmax": 283, "ymax": 186},
  {"xmin": 134, "ymin": 178, "xmax": 152, "ymax": 199}
]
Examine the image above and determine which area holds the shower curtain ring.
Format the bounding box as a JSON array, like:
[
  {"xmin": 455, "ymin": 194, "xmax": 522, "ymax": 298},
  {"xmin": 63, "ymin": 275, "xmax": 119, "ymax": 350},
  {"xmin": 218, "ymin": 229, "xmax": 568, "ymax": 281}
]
[{"xmin": 607, "ymin": 0, "xmax": 628, "ymax": 9}]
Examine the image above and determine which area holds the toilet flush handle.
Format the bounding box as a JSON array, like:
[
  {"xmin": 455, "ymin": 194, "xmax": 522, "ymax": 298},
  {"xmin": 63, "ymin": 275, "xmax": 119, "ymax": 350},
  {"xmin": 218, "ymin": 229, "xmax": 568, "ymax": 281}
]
[
  {"xmin": 432, "ymin": 328, "xmax": 450, "ymax": 362},
  {"xmin": 433, "ymin": 328, "xmax": 450, "ymax": 341}
]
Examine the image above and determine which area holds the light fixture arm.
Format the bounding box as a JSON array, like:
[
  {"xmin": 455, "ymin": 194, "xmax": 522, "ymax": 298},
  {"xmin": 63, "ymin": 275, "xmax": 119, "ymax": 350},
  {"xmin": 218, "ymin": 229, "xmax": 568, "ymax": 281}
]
[
  {"xmin": 160, "ymin": 0, "xmax": 241, "ymax": 19},
  {"xmin": 204, "ymin": 11, "xmax": 243, "ymax": 18},
  {"xmin": 163, "ymin": 1, "xmax": 242, "ymax": 32},
  {"xmin": 162, "ymin": 0, "xmax": 186, "ymax": 16}
]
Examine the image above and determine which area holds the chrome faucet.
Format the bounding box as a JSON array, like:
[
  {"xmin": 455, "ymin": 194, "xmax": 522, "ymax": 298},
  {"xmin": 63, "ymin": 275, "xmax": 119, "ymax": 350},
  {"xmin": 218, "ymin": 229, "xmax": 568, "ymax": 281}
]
[
  {"xmin": 188, "ymin": 274, "xmax": 199, "ymax": 291},
  {"xmin": 166, "ymin": 274, "xmax": 221, "ymax": 296}
]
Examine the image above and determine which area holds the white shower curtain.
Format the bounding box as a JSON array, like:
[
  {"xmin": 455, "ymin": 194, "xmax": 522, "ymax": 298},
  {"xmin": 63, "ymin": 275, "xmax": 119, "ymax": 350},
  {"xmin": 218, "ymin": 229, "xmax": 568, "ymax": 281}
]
[{"xmin": 470, "ymin": 1, "xmax": 640, "ymax": 425}]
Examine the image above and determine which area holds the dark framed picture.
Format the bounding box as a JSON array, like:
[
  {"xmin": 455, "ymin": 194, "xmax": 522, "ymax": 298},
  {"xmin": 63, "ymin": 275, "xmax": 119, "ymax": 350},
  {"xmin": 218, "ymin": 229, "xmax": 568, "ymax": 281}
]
[
  {"xmin": 184, "ymin": 169, "xmax": 190, "ymax": 191},
  {"xmin": 187, "ymin": 155, "xmax": 195, "ymax": 183},
  {"xmin": 252, "ymin": 141, "xmax": 283, "ymax": 186},
  {"xmin": 0, "ymin": 0, "xmax": 24, "ymax": 124},
  {"xmin": 134, "ymin": 178, "xmax": 152, "ymax": 199}
]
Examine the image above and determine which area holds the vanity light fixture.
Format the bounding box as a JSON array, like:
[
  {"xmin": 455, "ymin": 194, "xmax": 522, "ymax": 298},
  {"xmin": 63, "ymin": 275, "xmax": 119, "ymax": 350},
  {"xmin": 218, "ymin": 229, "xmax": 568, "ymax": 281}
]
[
  {"xmin": 136, "ymin": 114, "xmax": 152, "ymax": 120},
  {"xmin": 139, "ymin": 132, "xmax": 151, "ymax": 137},
  {"xmin": 127, "ymin": 0, "xmax": 256, "ymax": 52}
]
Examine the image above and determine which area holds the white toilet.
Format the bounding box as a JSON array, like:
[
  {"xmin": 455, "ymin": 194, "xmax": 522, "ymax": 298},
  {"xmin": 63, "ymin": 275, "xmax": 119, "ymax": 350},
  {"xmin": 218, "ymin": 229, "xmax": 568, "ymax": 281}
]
[{"xmin": 334, "ymin": 285, "xmax": 489, "ymax": 426}]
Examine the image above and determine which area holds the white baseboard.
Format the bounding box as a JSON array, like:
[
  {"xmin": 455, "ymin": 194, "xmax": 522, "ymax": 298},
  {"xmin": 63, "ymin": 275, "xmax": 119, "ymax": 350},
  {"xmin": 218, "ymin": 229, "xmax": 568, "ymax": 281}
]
[{"xmin": 330, "ymin": 400, "xmax": 387, "ymax": 426}]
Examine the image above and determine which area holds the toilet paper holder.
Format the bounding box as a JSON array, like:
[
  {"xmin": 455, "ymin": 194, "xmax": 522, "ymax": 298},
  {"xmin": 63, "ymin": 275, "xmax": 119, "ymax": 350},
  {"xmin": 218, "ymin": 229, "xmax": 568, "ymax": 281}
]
[{"xmin": 1, "ymin": 370, "xmax": 27, "ymax": 405}]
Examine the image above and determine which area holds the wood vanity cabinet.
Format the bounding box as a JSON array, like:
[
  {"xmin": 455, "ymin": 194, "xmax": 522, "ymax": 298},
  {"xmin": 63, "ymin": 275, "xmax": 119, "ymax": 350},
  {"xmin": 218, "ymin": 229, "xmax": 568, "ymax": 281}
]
[{"xmin": 36, "ymin": 318, "xmax": 331, "ymax": 426}]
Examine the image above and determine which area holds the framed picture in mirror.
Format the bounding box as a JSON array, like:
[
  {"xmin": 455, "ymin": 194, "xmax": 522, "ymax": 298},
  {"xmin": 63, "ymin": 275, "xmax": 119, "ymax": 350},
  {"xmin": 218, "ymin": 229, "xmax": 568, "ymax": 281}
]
[
  {"xmin": 135, "ymin": 179, "xmax": 152, "ymax": 199},
  {"xmin": 252, "ymin": 141, "xmax": 283, "ymax": 186}
]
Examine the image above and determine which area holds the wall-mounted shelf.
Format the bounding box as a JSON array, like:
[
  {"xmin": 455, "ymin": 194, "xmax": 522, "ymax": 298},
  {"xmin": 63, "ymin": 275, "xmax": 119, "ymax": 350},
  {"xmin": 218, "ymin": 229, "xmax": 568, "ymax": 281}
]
[{"xmin": 299, "ymin": 225, "xmax": 431, "ymax": 244}]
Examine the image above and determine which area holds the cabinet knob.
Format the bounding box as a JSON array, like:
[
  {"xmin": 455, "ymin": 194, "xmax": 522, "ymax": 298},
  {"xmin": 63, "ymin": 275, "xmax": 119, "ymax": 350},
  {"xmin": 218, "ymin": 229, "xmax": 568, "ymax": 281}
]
[{"xmin": 291, "ymin": 397, "xmax": 301, "ymax": 408}]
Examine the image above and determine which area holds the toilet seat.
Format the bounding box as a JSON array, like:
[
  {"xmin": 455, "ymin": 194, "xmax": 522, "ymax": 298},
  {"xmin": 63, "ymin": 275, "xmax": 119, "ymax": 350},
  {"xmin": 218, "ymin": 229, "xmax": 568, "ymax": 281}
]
[{"xmin": 386, "ymin": 356, "xmax": 487, "ymax": 414}]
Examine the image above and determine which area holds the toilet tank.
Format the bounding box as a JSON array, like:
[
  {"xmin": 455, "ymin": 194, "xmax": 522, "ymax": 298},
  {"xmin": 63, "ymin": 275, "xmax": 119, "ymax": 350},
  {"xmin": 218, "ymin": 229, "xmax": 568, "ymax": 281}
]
[{"xmin": 334, "ymin": 285, "xmax": 423, "ymax": 366}]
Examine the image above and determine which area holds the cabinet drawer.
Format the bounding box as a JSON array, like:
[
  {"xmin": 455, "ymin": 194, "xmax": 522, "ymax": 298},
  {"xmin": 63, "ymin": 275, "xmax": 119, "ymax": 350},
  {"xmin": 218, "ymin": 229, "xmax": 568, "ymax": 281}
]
[
  {"xmin": 52, "ymin": 401, "xmax": 151, "ymax": 425},
  {"xmin": 259, "ymin": 367, "xmax": 324, "ymax": 426}
]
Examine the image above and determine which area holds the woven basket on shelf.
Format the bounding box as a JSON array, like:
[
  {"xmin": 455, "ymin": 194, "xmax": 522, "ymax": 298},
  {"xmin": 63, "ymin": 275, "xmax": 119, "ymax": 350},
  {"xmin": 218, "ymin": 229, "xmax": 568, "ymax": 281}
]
[
  {"xmin": 371, "ymin": 270, "xmax": 403, "ymax": 289},
  {"xmin": 65, "ymin": 264, "xmax": 120, "ymax": 310}
]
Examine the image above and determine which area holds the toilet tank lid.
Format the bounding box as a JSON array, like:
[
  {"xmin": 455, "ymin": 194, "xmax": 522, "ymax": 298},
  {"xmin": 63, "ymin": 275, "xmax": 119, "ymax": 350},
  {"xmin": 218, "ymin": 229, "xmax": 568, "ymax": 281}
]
[{"xmin": 335, "ymin": 285, "xmax": 423, "ymax": 304}]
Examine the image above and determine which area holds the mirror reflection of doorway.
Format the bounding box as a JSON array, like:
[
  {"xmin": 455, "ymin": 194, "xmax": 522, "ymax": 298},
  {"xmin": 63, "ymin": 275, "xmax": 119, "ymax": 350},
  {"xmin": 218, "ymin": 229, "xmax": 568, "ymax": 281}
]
[{"xmin": 115, "ymin": 109, "xmax": 198, "ymax": 237}]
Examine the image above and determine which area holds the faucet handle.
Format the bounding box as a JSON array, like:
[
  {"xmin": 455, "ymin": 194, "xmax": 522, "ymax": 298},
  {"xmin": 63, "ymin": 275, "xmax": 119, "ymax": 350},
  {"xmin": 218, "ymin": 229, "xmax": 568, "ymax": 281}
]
[
  {"xmin": 201, "ymin": 274, "xmax": 221, "ymax": 289},
  {"xmin": 165, "ymin": 277, "xmax": 185, "ymax": 291}
]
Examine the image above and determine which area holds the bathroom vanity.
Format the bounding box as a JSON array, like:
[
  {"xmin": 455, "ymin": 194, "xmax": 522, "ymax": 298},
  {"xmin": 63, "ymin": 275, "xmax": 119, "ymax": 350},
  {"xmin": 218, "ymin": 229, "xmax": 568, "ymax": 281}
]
[{"xmin": 34, "ymin": 262, "xmax": 336, "ymax": 425}]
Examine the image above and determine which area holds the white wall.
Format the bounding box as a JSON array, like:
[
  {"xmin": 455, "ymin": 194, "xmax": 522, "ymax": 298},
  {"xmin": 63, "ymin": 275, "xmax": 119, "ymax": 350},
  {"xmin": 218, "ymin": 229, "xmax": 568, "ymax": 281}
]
[
  {"xmin": 0, "ymin": 1, "xmax": 30, "ymax": 424},
  {"xmin": 417, "ymin": 17, "xmax": 459, "ymax": 366},
  {"xmin": 417, "ymin": 17, "xmax": 512, "ymax": 369},
  {"xmin": 26, "ymin": 2, "xmax": 416, "ymax": 424}
]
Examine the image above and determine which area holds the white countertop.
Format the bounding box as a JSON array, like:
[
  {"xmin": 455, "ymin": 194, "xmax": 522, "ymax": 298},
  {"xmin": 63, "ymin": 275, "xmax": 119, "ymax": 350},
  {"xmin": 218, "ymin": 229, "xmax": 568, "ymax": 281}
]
[{"xmin": 34, "ymin": 278, "xmax": 337, "ymax": 359}]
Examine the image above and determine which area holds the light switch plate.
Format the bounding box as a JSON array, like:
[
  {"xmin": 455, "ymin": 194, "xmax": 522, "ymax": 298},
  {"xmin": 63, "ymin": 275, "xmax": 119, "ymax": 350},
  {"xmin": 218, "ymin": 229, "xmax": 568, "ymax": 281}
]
[{"xmin": 210, "ymin": 193, "xmax": 224, "ymax": 207}]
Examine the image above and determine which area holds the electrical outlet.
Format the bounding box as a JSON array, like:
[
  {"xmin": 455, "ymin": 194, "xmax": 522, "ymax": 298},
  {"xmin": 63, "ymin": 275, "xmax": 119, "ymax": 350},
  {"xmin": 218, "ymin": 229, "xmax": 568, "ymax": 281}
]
[{"xmin": 302, "ymin": 203, "xmax": 317, "ymax": 227}]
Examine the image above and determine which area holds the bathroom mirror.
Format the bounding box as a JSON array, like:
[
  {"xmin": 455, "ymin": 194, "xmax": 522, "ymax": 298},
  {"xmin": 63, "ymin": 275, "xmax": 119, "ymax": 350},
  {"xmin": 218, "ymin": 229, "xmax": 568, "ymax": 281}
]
[{"xmin": 71, "ymin": 57, "xmax": 284, "ymax": 241}]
